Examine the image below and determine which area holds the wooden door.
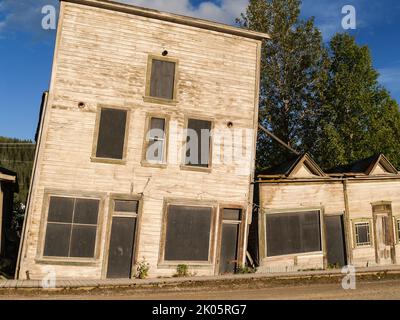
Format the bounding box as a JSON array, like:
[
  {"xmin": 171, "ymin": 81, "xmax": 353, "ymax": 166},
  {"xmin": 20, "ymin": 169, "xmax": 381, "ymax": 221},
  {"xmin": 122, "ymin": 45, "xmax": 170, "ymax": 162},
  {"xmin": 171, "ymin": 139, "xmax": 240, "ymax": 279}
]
[
  {"xmin": 106, "ymin": 216, "xmax": 137, "ymax": 279},
  {"xmin": 374, "ymin": 213, "xmax": 394, "ymax": 265},
  {"xmin": 218, "ymin": 209, "xmax": 242, "ymax": 274},
  {"xmin": 325, "ymin": 215, "xmax": 347, "ymax": 267}
]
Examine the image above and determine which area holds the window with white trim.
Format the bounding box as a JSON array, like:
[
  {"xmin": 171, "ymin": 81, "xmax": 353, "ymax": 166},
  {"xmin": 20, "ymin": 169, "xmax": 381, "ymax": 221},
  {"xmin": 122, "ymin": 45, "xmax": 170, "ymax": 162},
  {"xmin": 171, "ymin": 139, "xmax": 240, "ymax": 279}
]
[
  {"xmin": 355, "ymin": 222, "xmax": 371, "ymax": 246},
  {"xmin": 145, "ymin": 117, "xmax": 166, "ymax": 163}
]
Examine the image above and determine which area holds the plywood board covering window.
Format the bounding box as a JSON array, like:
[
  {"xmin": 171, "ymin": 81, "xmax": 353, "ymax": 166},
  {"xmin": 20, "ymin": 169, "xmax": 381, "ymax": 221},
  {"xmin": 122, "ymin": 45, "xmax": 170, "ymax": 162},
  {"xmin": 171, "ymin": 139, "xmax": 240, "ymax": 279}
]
[
  {"xmin": 145, "ymin": 55, "xmax": 178, "ymax": 104},
  {"xmin": 43, "ymin": 196, "xmax": 100, "ymax": 258},
  {"xmin": 185, "ymin": 119, "xmax": 212, "ymax": 168},
  {"xmin": 266, "ymin": 211, "xmax": 322, "ymax": 257},
  {"xmin": 164, "ymin": 205, "xmax": 212, "ymax": 262},
  {"xmin": 94, "ymin": 107, "xmax": 128, "ymax": 161}
]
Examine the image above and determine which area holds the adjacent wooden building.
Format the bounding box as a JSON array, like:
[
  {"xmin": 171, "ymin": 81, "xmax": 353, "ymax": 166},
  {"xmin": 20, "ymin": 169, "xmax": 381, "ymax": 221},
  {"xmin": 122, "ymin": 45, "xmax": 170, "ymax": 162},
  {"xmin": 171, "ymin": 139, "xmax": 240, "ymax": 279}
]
[
  {"xmin": 17, "ymin": 0, "xmax": 268, "ymax": 279},
  {"xmin": 0, "ymin": 167, "xmax": 18, "ymax": 259},
  {"xmin": 255, "ymin": 153, "xmax": 400, "ymax": 272}
]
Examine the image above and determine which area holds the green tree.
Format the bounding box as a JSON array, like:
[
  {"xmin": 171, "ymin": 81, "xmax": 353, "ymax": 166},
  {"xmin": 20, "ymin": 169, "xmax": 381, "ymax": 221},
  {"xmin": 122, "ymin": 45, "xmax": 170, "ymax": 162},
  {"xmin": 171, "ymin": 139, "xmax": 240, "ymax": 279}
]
[
  {"xmin": 237, "ymin": 0, "xmax": 329, "ymax": 169},
  {"xmin": 314, "ymin": 33, "xmax": 400, "ymax": 169}
]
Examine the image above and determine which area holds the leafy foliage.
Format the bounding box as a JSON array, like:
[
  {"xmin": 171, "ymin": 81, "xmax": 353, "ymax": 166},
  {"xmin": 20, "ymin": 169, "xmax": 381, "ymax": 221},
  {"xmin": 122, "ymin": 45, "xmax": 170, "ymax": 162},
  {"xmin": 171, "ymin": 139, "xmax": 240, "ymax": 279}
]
[
  {"xmin": 135, "ymin": 257, "xmax": 150, "ymax": 279},
  {"xmin": 238, "ymin": 0, "xmax": 329, "ymax": 170},
  {"xmin": 313, "ymin": 34, "xmax": 400, "ymax": 169},
  {"xmin": 0, "ymin": 136, "xmax": 35, "ymax": 238},
  {"xmin": 0, "ymin": 136, "xmax": 35, "ymax": 204},
  {"xmin": 238, "ymin": 0, "xmax": 400, "ymax": 171},
  {"xmin": 174, "ymin": 264, "xmax": 190, "ymax": 277}
]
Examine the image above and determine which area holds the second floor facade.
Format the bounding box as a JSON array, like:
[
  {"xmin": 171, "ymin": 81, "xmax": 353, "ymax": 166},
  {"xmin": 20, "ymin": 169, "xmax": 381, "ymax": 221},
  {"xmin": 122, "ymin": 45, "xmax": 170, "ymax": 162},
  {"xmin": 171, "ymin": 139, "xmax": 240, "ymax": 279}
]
[{"xmin": 39, "ymin": 0, "xmax": 266, "ymax": 189}]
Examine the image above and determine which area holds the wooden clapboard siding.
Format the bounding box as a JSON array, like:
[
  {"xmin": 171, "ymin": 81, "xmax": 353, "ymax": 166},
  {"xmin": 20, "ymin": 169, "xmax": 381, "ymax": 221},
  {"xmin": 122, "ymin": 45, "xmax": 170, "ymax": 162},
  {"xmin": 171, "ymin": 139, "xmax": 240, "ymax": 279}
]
[
  {"xmin": 258, "ymin": 182, "xmax": 345, "ymax": 272},
  {"xmin": 18, "ymin": 1, "xmax": 262, "ymax": 279},
  {"xmin": 259, "ymin": 178, "xmax": 400, "ymax": 271}
]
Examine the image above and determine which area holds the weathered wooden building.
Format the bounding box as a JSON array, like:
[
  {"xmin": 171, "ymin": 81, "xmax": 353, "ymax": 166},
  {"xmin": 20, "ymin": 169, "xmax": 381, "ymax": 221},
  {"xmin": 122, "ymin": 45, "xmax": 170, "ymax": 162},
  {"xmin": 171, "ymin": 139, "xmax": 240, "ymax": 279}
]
[
  {"xmin": 255, "ymin": 153, "xmax": 400, "ymax": 272},
  {"xmin": 16, "ymin": 0, "xmax": 268, "ymax": 279},
  {"xmin": 0, "ymin": 167, "xmax": 18, "ymax": 259}
]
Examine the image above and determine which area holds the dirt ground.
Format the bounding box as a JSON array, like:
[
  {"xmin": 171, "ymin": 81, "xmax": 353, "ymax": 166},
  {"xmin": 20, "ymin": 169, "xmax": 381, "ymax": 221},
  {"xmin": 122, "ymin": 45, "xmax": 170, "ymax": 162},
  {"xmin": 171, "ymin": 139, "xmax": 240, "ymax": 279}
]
[{"xmin": 2, "ymin": 276, "xmax": 400, "ymax": 300}]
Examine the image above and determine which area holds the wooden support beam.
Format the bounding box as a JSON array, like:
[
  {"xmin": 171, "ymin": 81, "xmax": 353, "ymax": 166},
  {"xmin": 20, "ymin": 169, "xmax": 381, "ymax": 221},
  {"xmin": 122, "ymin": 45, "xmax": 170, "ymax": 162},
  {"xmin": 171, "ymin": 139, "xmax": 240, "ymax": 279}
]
[{"xmin": 258, "ymin": 124, "xmax": 300, "ymax": 156}]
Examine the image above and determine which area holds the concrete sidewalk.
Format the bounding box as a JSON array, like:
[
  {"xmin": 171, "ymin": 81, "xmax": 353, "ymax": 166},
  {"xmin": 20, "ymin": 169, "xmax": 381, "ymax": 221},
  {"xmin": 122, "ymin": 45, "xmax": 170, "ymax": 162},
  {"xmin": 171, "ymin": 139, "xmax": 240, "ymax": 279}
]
[{"xmin": 2, "ymin": 265, "xmax": 400, "ymax": 290}]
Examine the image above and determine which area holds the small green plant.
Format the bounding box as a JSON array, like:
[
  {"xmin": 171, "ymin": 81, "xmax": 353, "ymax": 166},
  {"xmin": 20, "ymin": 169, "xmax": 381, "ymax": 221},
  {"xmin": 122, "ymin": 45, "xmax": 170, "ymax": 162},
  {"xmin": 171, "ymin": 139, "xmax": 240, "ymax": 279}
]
[
  {"xmin": 235, "ymin": 265, "xmax": 257, "ymax": 274},
  {"xmin": 135, "ymin": 257, "xmax": 150, "ymax": 279},
  {"xmin": 174, "ymin": 264, "xmax": 190, "ymax": 277},
  {"xmin": 327, "ymin": 263, "xmax": 340, "ymax": 270}
]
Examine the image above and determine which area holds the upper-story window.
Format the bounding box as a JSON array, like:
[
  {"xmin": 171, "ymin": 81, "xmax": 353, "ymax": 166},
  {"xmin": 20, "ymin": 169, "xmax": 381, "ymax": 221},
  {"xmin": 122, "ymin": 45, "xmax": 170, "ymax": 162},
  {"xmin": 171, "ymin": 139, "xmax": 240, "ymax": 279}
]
[
  {"xmin": 144, "ymin": 116, "xmax": 168, "ymax": 164},
  {"xmin": 93, "ymin": 107, "xmax": 129, "ymax": 162},
  {"xmin": 145, "ymin": 55, "xmax": 178, "ymax": 103},
  {"xmin": 184, "ymin": 118, "xmax": 212, "ymax": 169}
]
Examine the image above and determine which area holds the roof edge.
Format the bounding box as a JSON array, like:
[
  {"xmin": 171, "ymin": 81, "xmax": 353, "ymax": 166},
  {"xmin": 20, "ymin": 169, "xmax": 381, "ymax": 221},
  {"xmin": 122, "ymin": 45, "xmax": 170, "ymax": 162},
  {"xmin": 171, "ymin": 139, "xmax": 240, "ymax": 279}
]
[{"xmin": 61, "ymin": 0, "xmax": 271, "ymax": 40}]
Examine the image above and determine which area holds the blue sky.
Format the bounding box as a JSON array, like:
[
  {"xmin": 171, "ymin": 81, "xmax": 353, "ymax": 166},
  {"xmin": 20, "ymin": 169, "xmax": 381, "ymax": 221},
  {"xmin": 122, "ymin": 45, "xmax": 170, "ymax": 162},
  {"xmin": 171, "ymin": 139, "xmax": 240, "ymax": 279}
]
[{"xmin": 1, "ymin": 0, "xmax": 399, "ymax": 140}]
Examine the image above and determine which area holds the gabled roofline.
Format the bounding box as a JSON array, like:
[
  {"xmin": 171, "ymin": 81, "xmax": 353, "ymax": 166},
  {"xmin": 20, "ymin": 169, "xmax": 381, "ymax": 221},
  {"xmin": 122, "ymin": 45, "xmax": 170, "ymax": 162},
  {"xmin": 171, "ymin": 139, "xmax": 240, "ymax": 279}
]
[
  {"xmin": 258, "ymin": 153, "xmax": 326, "ymax": 179},
  {"xmin": 366, "ymin": 154, "xmax": 398, "ymax": 175},
  {"xmin": 288, "ymin": 153, "xmax": 326, "ymax": 178},
  {"xmin": 61, "ymin": 0, "xmax": 271, "ymax": 41}
]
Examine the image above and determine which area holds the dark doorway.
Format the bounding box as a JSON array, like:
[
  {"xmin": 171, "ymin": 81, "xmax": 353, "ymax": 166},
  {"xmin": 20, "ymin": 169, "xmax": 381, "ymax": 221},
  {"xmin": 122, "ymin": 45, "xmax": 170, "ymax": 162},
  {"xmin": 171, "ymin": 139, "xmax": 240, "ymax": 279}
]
[
  {"xmin": 325, "ymin": 215, "xmax": 347, "ymax": 267},
  {"xmin": 219, "ymin": 209, "xmax": 241, "ymax": 274},
  {"xmin": 106, "ymin": 216, "xmax": 137, "ymax": 279}
]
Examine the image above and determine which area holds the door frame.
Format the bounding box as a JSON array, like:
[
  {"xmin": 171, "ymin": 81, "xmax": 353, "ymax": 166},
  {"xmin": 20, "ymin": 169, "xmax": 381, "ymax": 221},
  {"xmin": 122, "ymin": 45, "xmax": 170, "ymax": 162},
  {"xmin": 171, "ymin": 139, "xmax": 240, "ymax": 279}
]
[
  {"xmin": 215, "ymin": 205, "xmax": 246, "ymax": 275},
  {"xmin": 372, "ymin": 202, "xmax": 396, "ymax": 265},
  {"xmin": 101, "ymin": 194, "xmax": 143, "ymax": 279}
]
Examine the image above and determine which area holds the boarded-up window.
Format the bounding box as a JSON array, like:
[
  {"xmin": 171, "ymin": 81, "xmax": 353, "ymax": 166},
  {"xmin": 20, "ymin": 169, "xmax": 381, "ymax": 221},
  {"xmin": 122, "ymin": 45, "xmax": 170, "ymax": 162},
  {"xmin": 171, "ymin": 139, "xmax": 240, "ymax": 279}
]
[
  {"xmin": 149, "ymin": 59, "xmax": 176, "ymax": 100},
  {"xmin": 95, "ymin": 108, "xmax": 127, "ymax": 160},
  {"xmin": 266, "ymin": 211, "xmax": 321, "ymax": 257},
  {"xmin": 185, "ymin": 119, "xmax": 212, "ymax": 168},
  {"xmin": 355, "ymin": 222, "xmax": 371, "ymax": 246},
  {"xmin": 43, "ymin": 196, "xmax": 100, "ymax": 258},
  {"xmin": 164, "ymin": 205, "xmax": 212, "ymax": 261},
  {"xmin": 146, "ymin": 117, "xmax": 166, "ymax": 163}
]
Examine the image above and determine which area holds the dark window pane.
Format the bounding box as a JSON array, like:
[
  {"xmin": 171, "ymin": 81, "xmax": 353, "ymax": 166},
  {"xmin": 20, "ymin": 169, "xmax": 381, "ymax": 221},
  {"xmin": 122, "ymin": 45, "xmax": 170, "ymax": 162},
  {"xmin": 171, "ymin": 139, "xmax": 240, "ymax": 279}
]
[
  {"xmin": 96, "ymin": 108, "xmax": 127, "ymax": 160},
  {"xmin": 266, "ymin": 211, "xmax": 321, "ymax": 257},
  {"xmin": 223, "ymin": 209, "xmax": 242, "ymax": 221},
  {"xmin": 300, "ymin": 212, "xmax": 321, "ymax": 252},
  {"xmin": 356, "ymin": 224, "xmax": 370, "ymax": 245},
  {"xmin": 47, "ymin": 197, "xmax": 74, "ymax": 223},
  {"xmin": 150, "ymin": 59, "xmax": 176, "ymax": 100},
  {"xmin": 69, "ymin": 225, "xmax": 97, "ymax": 258},
  {"xmin": 165, "ymin": 205, "xmax": 212, "ymax": 261},
  {"xmin": 185, "ymin": 119, "xmax": 211, "ymax": 168},
  {"xmin": 74, "ymin": 199, "xmax": 99, "ymax": 225},
  {"xmin": 43, "ymin": 223, "xmax": 71, "ymax": 257},
  {"xmin": 114, "ymin": 200, "xmax": 138, "ymax": 213},
  {"xmin": 150, "ymin": 118, "xmax": 165, "ymax": 135}
]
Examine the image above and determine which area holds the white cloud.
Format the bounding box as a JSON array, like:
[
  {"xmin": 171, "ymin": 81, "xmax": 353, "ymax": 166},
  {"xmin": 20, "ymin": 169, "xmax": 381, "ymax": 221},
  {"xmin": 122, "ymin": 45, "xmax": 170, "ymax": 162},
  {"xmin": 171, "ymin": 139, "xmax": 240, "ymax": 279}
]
[
  {"xmin": 120, "ymin": 0, "xmax": 248, "ymax": 24},
  {"xmin": 0, "ymin": 0, "xmax": 58, "ymax": 38}
]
